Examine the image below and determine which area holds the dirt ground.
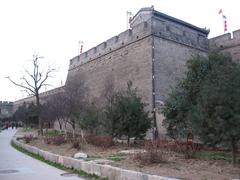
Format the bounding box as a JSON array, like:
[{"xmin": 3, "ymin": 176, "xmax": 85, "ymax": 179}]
[{"xmin": 19, "ymin": 130, "xmax": 240, "ymax": 180}]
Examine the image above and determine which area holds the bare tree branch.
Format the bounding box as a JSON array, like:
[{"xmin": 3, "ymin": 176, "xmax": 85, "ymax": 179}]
[
  {"xmin": 38, "ymin": 69, "xmax": 54, "ymax": 90},
  {"xmin": 20, "ymin": 77, "xmax": 35, "ymax": 90},
  {"xmin": 21, "ymin": 89, "xmax": 33, "ymax": 96},
  {"xmin": 24, "ymin": 69, "xmax": 34, "ymax": 81},
  {"xmin": 6, "ymin": 54, "xmax": 55, "ymax": 135},
  {"xmin": 6, "ymin": 76, "xmax": 35, "ymax": 94}
]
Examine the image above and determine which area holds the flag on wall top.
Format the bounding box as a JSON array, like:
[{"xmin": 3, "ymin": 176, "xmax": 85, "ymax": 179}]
[
  {"xmin": 127, "ymin": 11, "xmax": 133, "ymax": 29},
  {"xmin": 127, "ymin": 11, "xmax": 133, "ymax": 23},
  {"xmin": 218, "ymin": 9, "xmax": 227, "ymax": 33}
]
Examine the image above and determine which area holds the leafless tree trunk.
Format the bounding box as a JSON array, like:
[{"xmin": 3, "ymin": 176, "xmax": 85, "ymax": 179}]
[
  {"xmin": 63, "ymin": 76, "xmax": 88, "ymax": 138},
  {"xmin": 43, "ymin": 89, "xmax": 65, "ymax": 131},
  {"xmin": 7, "ymin": 54, "xmax": 55, "ymax": 135},
  {"xmin": 101, "ymin": 75, "xmax": 116, "ymax": 136}
]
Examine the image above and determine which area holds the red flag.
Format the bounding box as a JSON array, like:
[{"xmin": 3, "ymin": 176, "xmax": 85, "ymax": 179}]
[
  {"xmin": 218, "ymin": 9, "xmax": 227, "ymax": 33},
  {"xmin": 129, "ymin": 16, "xmax": 132, "ymax": 23},
  {"xmin": 224, "ymin": 19, "xmax": 227, "ymax": 32},
  {"xmin": 127, "ymin": 11, "xmax": 133, "ymax": 24},
  {"xmin": 80, "ymin": 45, "xmax": 83, "ymax": 54}
]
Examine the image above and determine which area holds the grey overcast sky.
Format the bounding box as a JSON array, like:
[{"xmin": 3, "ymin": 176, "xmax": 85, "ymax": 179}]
[{"xmin": 0, "ymin": 0, "xmax": 239, "ymax": 101}]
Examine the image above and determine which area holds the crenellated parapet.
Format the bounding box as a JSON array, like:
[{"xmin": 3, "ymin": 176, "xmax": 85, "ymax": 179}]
[
  {"xmin": 68, "ymin": 7, "xmax": 209, "ymax": 72},
  {"xmin": 209, "ymin": 29, "xmax": 240, "ymax": 61},
  {"xmin": 69, "ymin": 19, "xmax": 152, "ymax": 71},
  {"xmin": 151, "ymin": 11, "xmax": 209, "ymax": 51},
  {"xmin": 210, "ymin": 29, "xmax": 240, "ymax": 50}
]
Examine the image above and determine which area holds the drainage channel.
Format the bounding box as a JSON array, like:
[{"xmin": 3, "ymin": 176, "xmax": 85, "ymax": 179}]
[
  {"xmin": 60, "ymin": 172, "xmax": 78, "ymax": 177},
  {"xmin": 0, "ymin": 169, "xmax": 19, "ymax": 174}
]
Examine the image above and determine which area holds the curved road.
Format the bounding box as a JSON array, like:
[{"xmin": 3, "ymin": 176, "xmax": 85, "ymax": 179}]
[{"xmin": 0, "ymin": 129, "xmax": 84, "ymax": 180}]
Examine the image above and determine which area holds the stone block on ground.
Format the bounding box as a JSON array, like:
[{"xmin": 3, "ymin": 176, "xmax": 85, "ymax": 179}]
[
  {"xmin": 119, "ymin": 149, "xmax": 147, "ymax": 154},
  {"xmin": 73, "ymin": 152, "xmax": 88, "ymax": 159}
]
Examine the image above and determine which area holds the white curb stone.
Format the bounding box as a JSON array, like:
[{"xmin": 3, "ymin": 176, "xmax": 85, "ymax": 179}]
[{"xmin": 12, "ymin": 137, "xmax": 180, "ymax": 180}]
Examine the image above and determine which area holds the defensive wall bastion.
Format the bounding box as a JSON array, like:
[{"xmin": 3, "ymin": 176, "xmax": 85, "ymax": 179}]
[
  {"xmin": 13, "ymin": 7, "xmax": 240, "ymax": 136},
  {"xmin": 65, "ymin": 7, "xmax": 209, "ymax": 135},
  {"xmin": 209, "ymin": 29, "xmax": 240, "ymax": 61}
]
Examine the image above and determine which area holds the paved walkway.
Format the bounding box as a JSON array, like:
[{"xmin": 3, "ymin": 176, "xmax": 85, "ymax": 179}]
[{"xmin": 0, "ymin": 129, "xmax": 85, "ymax": 180}]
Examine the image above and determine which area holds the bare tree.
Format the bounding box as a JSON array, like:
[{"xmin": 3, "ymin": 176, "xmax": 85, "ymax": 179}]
[
  {"xmin": 63, "ymin": 76, "xmax": 88, "ymax": 138},
  {"xmin": 6, "ymin": 54, "xmax": 55, "ymax": 135},
  {"xmin": 101, "ymin": 75, "xmax": 116, "ymax": 136},
  {"xmin": 42, "ymin": 90, "xmax": 66, "ymax": 130}
]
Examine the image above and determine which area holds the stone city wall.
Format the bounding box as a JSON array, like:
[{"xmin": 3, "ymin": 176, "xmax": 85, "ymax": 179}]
[
  {"xmin": 12, "ymin": 7, "xmax": 212, "ymax": 136},
  {"xmin": 67, "ymin": 18, "xmax": 153, "ymax": 108},
  {"xmin": 209, "ymin": 29, "xmax": 240, "ymax": 61},
  {"xmin": 13, "ymin": 86, "xmax": 64, "ymax": 113},
  {"xmin": 149, "ymin": 11, "xmax": 209, "ymax": 135}
]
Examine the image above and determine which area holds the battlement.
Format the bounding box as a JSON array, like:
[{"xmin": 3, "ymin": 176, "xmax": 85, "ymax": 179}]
[
  {"xmin": 69, "ymin": 19, "xmax": 152, "ymax": 71},
  {"xmin": 209, "ymin": 29, "xmax": 240, "ymax": 51},
  {"xmin": 151, "ymin": 10, "xmax": 209, "ymax": 50},
  {"xmin": 68, "ymin": 7, "xmax": 209, "ymax": 71}
]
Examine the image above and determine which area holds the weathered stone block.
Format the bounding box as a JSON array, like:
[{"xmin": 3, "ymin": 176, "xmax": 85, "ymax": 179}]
[
  {"xmin": 119, "ymin": 169, "xmax": 145, "ymax": 180},
  {"xmin": 58, "ymin": 155, "xmax": 64, "ymax": 165},
  {"xmin": 71, "ymin": 159, "xmax": 83, "ymax": 170},
  {"xmin": 89, "ymin": 163, "xmax": 101, "ymax": 176},
  {"xmin": 38, "ymin": 149, "xmax": 46, "ymax": 157},
  {"xmin": 44, "ymin": 151, "xmax": 59, "ymax": 163},
  {"xmin": 99, "ymin": 165, "xmax": 121, "ymax": 180},
  {"xmin": 80, "ymin": 161, "xmax": 91, "ymax": 173},
  {"xmin": 148, "ymin": 174, "xmax": 179, "ymax": 180},
  {"xmin": 62, "ymin": 156, "xmax": 75, "ymax": 168}
]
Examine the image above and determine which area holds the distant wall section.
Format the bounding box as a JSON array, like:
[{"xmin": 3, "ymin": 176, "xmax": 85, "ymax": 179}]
[
  {"xmin": 210, "ymin": 29, "xmax": 240, "ymax": 61},
  {"xmin": 13, "ymin": 86, "xmax": 64, "ymax": 113},
  {"xmin": 0, "ymin": 101, "xmax": 13, "ymax": 118}
]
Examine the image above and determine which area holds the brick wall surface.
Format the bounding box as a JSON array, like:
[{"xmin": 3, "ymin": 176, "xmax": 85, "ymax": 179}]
[
  {"xmin": 67, "ymin": 36, "xmax": 153, "ymax": 108},
  {"xmin": 209, "ymin": 29, "xmax": 240, "ymax": 61}
]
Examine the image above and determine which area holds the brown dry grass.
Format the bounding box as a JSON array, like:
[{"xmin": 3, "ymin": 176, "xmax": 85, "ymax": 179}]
[{"xmin": 19, "ymin": 130, "xmax": 240, "ymax": 180}]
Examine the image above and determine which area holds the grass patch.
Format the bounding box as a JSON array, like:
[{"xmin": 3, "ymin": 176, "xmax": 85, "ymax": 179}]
[
  {"xmin": 22, "ymin": 128, "xmax": 37, "ymax": 132},
  {"xmin": 85, "ymin": 156, "xmax": 102, "ymax": 161},
  {"xmin": 11, "ymin": 140, "xmax": 108, "ymax": 180},
  {"xmin": 43, "ymin": 129, "xmax": 63, "ymax": 136},
  {"xmin": 195, "ymin": 151, "xmax": 232, "ymax": 161},
  {"xmin": 108, "ymin": 153, "xmax": 126, "ymax": 162}
]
